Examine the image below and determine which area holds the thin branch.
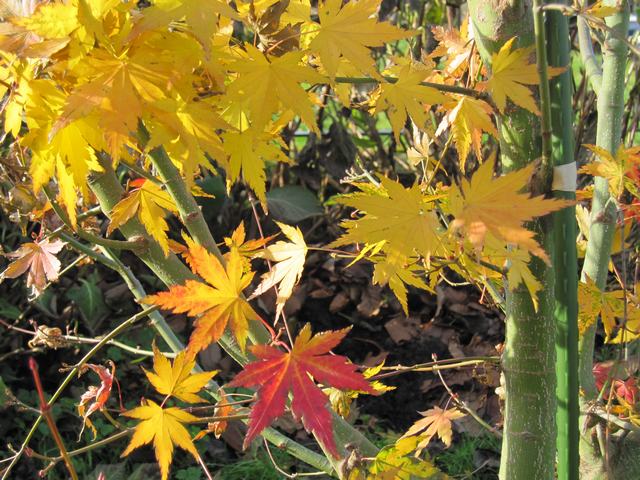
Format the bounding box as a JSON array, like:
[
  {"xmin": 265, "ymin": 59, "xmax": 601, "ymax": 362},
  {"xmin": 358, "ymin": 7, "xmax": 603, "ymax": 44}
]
[
  {"xmin": 37, "ymin": 430, "xmax": 132, "ymax": 475},
  {"xmin": 371, "ymin": 356, "xmax": 499, "ymax": 381},
  {"xmin": 42, "ymin": 185, "xmax": 147, "ymax": 253},
  {"xmin": 432, "ymin": 354, "xmax": 502, "ymax": 438},
  {"xmin": 577, "ymin": 16, "xmax": 603, "ymax": 94},
  {"xmin": 0, "ymin": 306, "xmax": 157, "ymax": 479},
  {"xmin": 28, "ymin": 358, "xmax": 78, "ymax": 480},
  {"xmin": 333, "ymin": 75, "xmax": 495, "ymax": 109}
]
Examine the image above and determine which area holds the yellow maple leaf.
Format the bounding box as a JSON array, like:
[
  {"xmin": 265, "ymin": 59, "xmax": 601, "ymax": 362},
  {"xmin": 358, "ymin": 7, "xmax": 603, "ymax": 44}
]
[
  {"xmin": 122, "ymin": 400, "xmax": 199, "ymax": 480},
  {"xmin": 223, "ymin": 222, "xmax": 273, "ymax": 262},
  {"xmin": 448, "ymin": 157, "xmax": 571, "ymax": 263},
  {"xmin": 129, "ymin": 0, "xmax": 239, "ymax": 49},
  {"xmin": 401, "ymin": 406, "xmax": 466, "ymax": 453},
  {"xmin": 52, "ymin": 41, "xmax": 176, "ymax": 156},
  {"xmin": 309, "ymin": 0, "xmax": 413, "ymax": 79},
  {"xmin": 143, "ymin": 343, "xmax": 217, "ymax": 404},
  {"xmin": 371, "ymin": 252, "xmax": 430, "ymax": 315},
  {"xmin": 16, "ymin": 2, "xmax": 78, "ymax": 39},
  {"xmin": 144, "ymin": 245, "xmax": 258, "ymax": 353},
  {"xmin": 580, "ymin": 144, "xmax": 640, "ymax": 199},
  {"xmin": 438, "ymin": 97, "xmax": 497, "ymax": 172},
  {"xmin": 609, "ymin": 302, "xmax": 640, "ymax": 344},
  {"xmin": 335, "ymin": 176, "xmax": 445, "ymax": 261},
  {"xmin": 582, "ymin": 1, "xmax": 619, "ymax": 19},
  {"xmin": 578, "ymin": 275, "xmax": 626, "ymax": 339},
  {"xmin": 27, "ymin": 118, "xmax": 104, "ymax": 226},
  {"xmin": 505, "ymin": 247, "xmax": 542, "ymax": 311},
  {"xmin": 373, "ymin": 63, "xmax": 449, "ymax": 140},
  {"xmin": 485, "ymin": 37, "xmax": 563, "ymax": 114},
  {"xmin": 226, "ymin": 45, "xmax": 326, "ymax": 130},
  {"xmin": 107, "ymin": 179, "xmax": 178, "ymax": 255},
  {"xmin": 221, "ymin": 128, "xmax": 289, "ymax": 204},
  {"xmin": 250, "ymin": 222, "xmax": 308, "ymax": 320}
]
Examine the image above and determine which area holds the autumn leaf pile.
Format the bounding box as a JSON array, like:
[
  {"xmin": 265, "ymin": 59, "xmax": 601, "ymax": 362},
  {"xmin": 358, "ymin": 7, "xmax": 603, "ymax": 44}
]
[{"xmin": 2, "ymin": 0, "xmax": 633, "ymax": 478}]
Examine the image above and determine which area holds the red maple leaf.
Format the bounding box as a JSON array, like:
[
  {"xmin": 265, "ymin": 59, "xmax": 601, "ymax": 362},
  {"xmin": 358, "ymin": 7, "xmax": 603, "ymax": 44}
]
[
  {"xmin": 593, "ymin": 361, "xmax": 639, "ymax": 404},
  {"xmin": 228, "ymin": 324, "xmax": 373, "ymax": 455},
  {"xmin": 78, "ymin": 362, "xmax": 121, "ymax": 437}
]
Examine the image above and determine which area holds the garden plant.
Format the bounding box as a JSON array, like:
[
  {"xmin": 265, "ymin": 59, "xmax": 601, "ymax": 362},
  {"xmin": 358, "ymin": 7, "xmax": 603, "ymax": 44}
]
[{"xmin": 0, "ymin": 0, "xmax": 639, "ymax": 479}]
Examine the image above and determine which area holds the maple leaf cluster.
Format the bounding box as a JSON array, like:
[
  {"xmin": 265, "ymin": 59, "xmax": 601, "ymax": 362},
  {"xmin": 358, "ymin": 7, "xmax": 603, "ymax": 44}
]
[{"xmin": 334, "ymin": 157, "xmax": 571, "ymax": 311}]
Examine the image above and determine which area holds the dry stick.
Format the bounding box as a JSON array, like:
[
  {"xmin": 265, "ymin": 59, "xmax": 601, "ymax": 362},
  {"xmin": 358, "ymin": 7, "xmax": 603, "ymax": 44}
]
[
  {"xmin": 0, "ymin": 306, "xmax": 157, "ymax": 479},
  {"xmin": 371, "ymin": 356, "xmax": 499, "ymax": 381},
  {"xmin": 432, "ymin": 354, "xmax": 502, "ymax": 438},
  {"xmin": 28, "ymin": 358, "xmax": 78, "ymax": 480},
  {"xmin": 0, "ymin": 318, "xmax": 176, "ymax": 358}
]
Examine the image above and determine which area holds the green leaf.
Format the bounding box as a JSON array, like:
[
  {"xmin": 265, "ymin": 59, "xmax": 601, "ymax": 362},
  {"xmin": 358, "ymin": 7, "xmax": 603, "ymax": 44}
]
[
  {"xmin": 66, "ymin": 275, "xmax": 109, "ymax": 325},
  {"xmin": 266, "ymin": 186, "xmax": 323, "ymax": 223},
  {"xmin": 0, "ymin": 376, "xmax": 7, "ymax": 407},
  {"xmin": 0, "ymin": 298, "xmax": 21, "ymax": 320}
]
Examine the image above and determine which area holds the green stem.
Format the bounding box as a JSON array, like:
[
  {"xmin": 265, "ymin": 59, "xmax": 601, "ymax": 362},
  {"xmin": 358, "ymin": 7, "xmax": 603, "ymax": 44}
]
[
  {"xmin": 547, "ymin": 2, "xmax": 580, "ymax": 478},
  {"xmin": 579, "ymin": 1, "xmax": 630, "ymax": 476},
  {"xmin": 42, "ymin": 185, "xmax": 147, "ymax": 253},
  {"xmin": 467, "ymin": 2, "xmax": 556, "ymax": 479},
  {"xmin": 144, "ymin": 144, "xmax": 222, "ymax": 258},
  {"xmin": 577, "ymin": 16, "xmax": 603, "ymax": 94},
  {"xmin": 533, "ymin": 0, "xmax": 553, "ymax": 187}
]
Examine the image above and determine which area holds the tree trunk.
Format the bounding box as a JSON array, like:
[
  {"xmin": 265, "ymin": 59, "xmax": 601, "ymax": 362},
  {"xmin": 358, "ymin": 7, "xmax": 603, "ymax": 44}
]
[
  {"xmin": 467, "ymin": 2, "xmax": 556, "ymax": 478},
  {"xmin": 578, "ymin": 2, "xmax": 631, "ymax": 478}
]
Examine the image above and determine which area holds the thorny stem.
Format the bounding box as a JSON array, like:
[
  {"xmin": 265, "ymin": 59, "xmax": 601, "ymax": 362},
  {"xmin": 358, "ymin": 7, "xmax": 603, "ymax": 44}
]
[{"xmin": 28, "ymin": 358, "xmax": 78, "ymax": 480}]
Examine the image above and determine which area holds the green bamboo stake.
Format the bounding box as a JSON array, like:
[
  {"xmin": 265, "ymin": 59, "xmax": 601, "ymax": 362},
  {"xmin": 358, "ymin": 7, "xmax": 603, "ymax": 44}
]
[
  {"xmin": 468, "ymin": 2, "xmax": 556, "ymax": 478},
  {"xmin": 545, "ymin": 2, "xmax": 580, "ymax": 478}
]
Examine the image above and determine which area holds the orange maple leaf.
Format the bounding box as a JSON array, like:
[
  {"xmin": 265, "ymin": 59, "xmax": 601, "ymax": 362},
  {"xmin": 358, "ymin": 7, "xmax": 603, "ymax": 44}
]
[
  {"xmin": 401, "ymin": 406, "xmax": 466, "ymax": 453},
  {"xmin": 449, "ymin": 156, "xmax": 572, "ymax": 262},
  {"xmin": 228, "ymin": 324, "xmax": 373, "ymax": 455},
  {"xmin": 144, "ymin": 244, "xmax": 258, "ymax": 354}
]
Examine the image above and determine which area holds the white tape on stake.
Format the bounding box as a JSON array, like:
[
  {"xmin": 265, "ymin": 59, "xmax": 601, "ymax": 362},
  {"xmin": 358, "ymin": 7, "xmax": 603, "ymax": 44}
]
[{"xmin": 552, "ymin": 161, "xmax": 577, "ymax": 192}]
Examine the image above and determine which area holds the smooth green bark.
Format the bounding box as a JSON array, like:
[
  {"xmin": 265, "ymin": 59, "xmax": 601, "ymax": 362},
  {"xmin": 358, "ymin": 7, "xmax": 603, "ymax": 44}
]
[
  {"xmin": 547, "ymin": 3, "xmax": 580, "ymax": 479},
  {"xmin": 578, "ymin": 2, "xmax": 630, "ymax": 478},
  {"xmin": 468, "ymin": 2, "xmax": 556, "ymax": 479}
]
